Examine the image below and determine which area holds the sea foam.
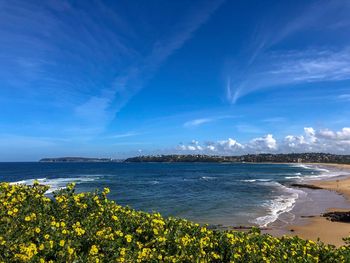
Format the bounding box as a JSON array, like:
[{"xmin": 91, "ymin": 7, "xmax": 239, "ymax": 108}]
[
  {"xmin": 10, "ymin": 176, "xmax": 98, "ymax": 193},
  {"xmin": 252, "ymin": 181, "xmax": 305, "ymax": 227}
]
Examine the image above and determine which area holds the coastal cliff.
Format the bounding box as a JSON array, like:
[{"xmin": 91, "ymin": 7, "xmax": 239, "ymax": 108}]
[{"xmin": 39, "ymin": 157, "xmax": 121, "ymax": 163}]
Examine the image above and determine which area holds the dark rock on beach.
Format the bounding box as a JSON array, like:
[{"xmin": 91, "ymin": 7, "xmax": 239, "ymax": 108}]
[
  {"xmin": 323, "ymin": 211, "xmax": 350, "ymax": 222},
  {"xmin": 290, "ymin": 183, "xmax": 324, "ymax": 190}
]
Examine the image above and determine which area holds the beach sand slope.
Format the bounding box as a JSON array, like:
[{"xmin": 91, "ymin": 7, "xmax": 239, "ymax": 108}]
[{"xmin": 288, "ymin": 164, "xmax": 350, "ymax": 246}]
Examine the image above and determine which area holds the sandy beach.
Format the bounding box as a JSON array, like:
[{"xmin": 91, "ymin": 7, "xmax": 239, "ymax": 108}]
[
  {"xmin": 286, "ymin": 163, "xmax": 350, "ymax": 246},
  {"xmin": 308, "ymin": 164, "xmax": 350, "ymax": 200}
]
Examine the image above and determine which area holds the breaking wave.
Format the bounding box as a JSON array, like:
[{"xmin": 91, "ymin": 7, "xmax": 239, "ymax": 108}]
[{"xmin": 10, "ymin": 176, "xmax": 98, "ymax": 193}]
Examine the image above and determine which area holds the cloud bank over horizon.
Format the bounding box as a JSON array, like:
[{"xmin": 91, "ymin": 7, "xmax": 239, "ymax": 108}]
[{"xmin": 177, "ymin": 127, "xmax": 350, "ymax": 155}]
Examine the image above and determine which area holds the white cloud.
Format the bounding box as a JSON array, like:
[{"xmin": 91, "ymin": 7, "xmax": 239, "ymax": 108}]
[
  {"xmin": 283, "ymin": 127, "xmax": 317, "ymax": 152},
  {"xmin": 177, "ymin": 127, "xmax": 350, "ymax": 154},
  {"xmin": 229, "ymin": 48, "xmax": 350, "ymax": 103},
  {"xmin": 318, "ymin": 127, "xmax": 350, "ymax": 141},
  {"xmin": 249, "ymin": 134, "xmax": 277, "ymax": 151},
  {"xmin": 184, "ymin": 118, "xmax": 213, "ymax": 128},
  {"xmin": 226, "ymin": 0, "xmax": 350, "ymax": 104},
  {"xmin": 206, "ymin": 145, "xmax": 216, "ymax": 151},
  {"xmin": 184, "ymin": 115, "xmax": 238, "ymax": 128},
  {"xmin": 284, "ymin": 135, "xmax": 306, "ymax": 149},
  {"xmin": 214, "ymin": 138, "xmax": 245, "ymax": 153},
  {"xmin": 304, "ymin": 127, "xmax": 317, "ymax": 143},
  {"xmin": 268, "ymin": 49, "xmax": 350, "ymax": 82},
  {"xmin": 261, "ymin": 117, "xmax": 286, "ymax": 123},
  {"xmin": 177, "ymin": 140, "xmax": 203, "ymax": 151},
  {"xmin": 111, "ymin": 131, "xmax": 140, "ymax": 139},
  {"xmin": 76, "ymin": 1, "xmax": 225, "ymax": 130},
  {"xmin": 338, "ymin": 94, "xmax": 350, "ymax": 101},
  {"xmin": 284, "ymin": 127, "xmax": 350, "ymax": 152}
]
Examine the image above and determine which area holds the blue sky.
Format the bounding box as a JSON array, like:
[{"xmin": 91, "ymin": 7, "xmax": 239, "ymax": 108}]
[{"xmin": 1, "ymin": 0, "xmax": 350, "ymax": 161}]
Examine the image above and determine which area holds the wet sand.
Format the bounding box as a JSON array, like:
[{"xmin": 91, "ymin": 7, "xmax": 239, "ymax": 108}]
[
  {"xmin": 308, "ymin": 164, "xmax": 350, "ymax": 200},
  {"xmin": 289, "ymin": 211, "xmax": 350, "ymax": 247},
  {"xmin": 285, "ymin": 163, "xmax": 350, "ymax": 246}
]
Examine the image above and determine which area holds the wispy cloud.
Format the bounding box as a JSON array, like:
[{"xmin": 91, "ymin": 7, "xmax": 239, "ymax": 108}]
[
  {"xmin": 0, "ymin": 0, "xmax": 135, "ymax": 98},
  {"xmin": 338, "ymin": 94, "xmax": 350, "ymax": 101},
  {"xmin": 1, "ymin": 1, "xmax": 227, "ymax": 138},
  {"xmin": 184, "ymin": 114, "xmax": 236, "ymax": 128},
  {"xmin": 226, "ymin": 0, "xmax": 350, "ymax": 103},
  {"xmin": 267, "ymin": 49, "xmax": 350, "ymax": 82},
  {"xmin": 184, "ymin": 118, "xmax": 213, "ymax": 128},
  {"xmin": 110, "ymin": 131, "xmax": 140, "ymax": 139},
  {"xmin": 230, "ymin": 48, "xmax": 350, "ymax": 102},
  {"xmin": 0, "ymin": 135, "xmax": 58, "ymax": 148},
  {"xmin": 76, "ymin": 0, "xmax": 225, "ymax": 130},
  {"xmin": 261, "ymin": 117, "xmax": 286, "ymax": 123}
]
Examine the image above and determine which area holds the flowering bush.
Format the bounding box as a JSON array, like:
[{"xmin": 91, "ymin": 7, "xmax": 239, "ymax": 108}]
[{"xmin": 0, "ymin": 181, "xmax": 349, "ymax": 262}]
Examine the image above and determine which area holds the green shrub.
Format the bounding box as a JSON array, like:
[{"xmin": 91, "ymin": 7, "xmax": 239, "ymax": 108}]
[{"xmin": 0, "ymin": 182, "xmax": 349, "ymax": 262}]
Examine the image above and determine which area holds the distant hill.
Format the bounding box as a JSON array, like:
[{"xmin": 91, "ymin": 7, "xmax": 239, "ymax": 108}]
[
  {"xmin": 124, "ymin": 153, "xmax": 350, "ymax": 164},
  {"xmin": 39, "ymin": 157, "xmax": 123, "ymax": 163},
  {"xmin": 40, "ymin": 153, "xmax": 350, "ymax": 164}
]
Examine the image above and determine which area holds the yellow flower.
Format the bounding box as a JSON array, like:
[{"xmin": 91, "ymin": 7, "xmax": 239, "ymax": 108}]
[
  {"xmin": 0, "ymin": 237, "xmax": 6, "ymax": 245},
  {"xmin": 44, "ymin": 234, "xmax": 50, "ymax": 240},
  {"xmin": 67, "ymin": 246, "xmax": 74, "ymax": 255},
  {"xmin": 75, "ymin": 227, "xmax": 85, "ymax": 236},
  {"xmin": 59, "ymin": 240, "xmax": 65, "ymax": 247},
  {"xmin": 211, "ymin": 252, "xmax": 220, "ymax": 259},
  {"xmin": 39, "ymin": 244, "xmax": 45, "ymax": 251},
  {"xmin": 16, "ymin": 243, "xmax": 38, "ymax": 260},
  {"xmin": 158, "ymin": 237, "xmax": 166, "ymax": 242},
  {"xmin": 25, "ymin": 216, "xmax": 31, "ymax": 221},
  {"xmin": 125, "ymin": 235, "xmax": 132, "ymax": 243},
  {"xmin": 116, "ymin": 231, "xmax": 123, "ymax": 237},
  {"xmin": 89, "ymin": 245, "xmax": 99, "ymax": 255},
  {"xmin": 35, "ymin": 227, "xmax": 41, "ymax": 233}
]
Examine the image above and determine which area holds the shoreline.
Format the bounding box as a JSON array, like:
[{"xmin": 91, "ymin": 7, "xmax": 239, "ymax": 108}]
[
  {"xmin": 4, "ymin": 161, "xmax": 350, "ymax": 246},
  {"xmin": 280, "ymin": 163, "xmax": 350, "ymax": 246}
]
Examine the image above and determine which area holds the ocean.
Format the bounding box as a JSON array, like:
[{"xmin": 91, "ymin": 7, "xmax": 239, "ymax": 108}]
[{"xmin": 0, "ymin": 162, "xmax": 347, "ymax": 228}]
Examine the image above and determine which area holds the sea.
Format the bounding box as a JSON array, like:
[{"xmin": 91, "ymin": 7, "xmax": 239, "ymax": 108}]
[{"xmin": 1, "ymin": 162, "xmax": 349, "ymax": 228}]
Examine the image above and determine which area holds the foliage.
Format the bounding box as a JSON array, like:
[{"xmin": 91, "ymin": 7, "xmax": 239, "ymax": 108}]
[
  {"xmin": 125, "ymin": 153, "xmax": 350, "ymax": 164},
  {"xmin": 1, "ymin": 182, "xmax": 350, "ymax": 262}
]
